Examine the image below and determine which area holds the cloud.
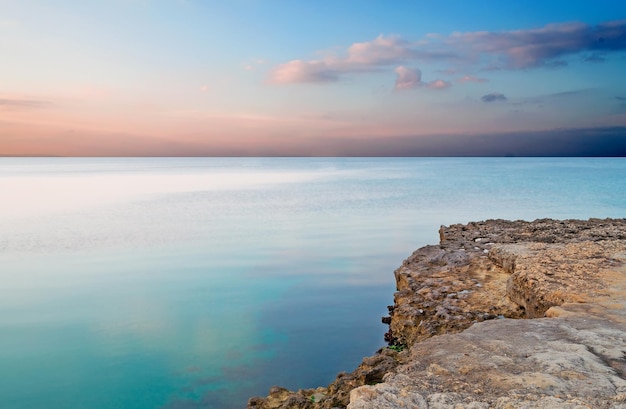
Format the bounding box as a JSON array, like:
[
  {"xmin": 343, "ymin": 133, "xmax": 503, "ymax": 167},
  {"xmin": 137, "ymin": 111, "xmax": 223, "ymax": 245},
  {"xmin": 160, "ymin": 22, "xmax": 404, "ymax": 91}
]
[
  {"xmin": 458, "ymin": 75, "xmax": 488, "ymax": 83},
  {"xmin": 394, "ymin": 66, "xmax": 450, "ymax": 90},
  {"xmin": 616, "ymin": 96, "xmax": 626, "ymax": 101},
  {"xmin": 269, "ymin": 19, "xmax": 626, "ymax": 85},
  {"xmin": 546, "ymin": 89, "xmax": 593, "ymax": 98},
  {"xmin": 269, "ymin": 34, "xmax": 456, "ymax": 84},
  {"xmin": 269, "ymin": 36, "xmax": 406, "ymax": 84},
  {"xmin": 428, "ymin": 79, "xmax": 451, "ymax": 89},
  {"xmin": 347, "ymin": 35, "xmax": 415, "ymax": 65},
  {"xmin": 270, "ymin": 60, "xmax": 340, "ymax": 83},
  {"xmin": 511, "ymin": 88, "xmax": 595, "ymax": 106},
  {"xmin": 346, "ymin": 35, "xmax": 457, "ymax": 65},
  {"xmin": 481, "ymin": 93, "xmax": 507, "ymax": 102},
  {"xmin": 0, "ymin": 98, "xmax": 50, "ymax": 109},
  {"xmin": 394, "ymin": 66, "xmax": 422, "ymax": 89},
  {"xmin": 450, "ymin": 19, "xmax": 626, "ymax": 69},
  {"xmin": 584, "ymin": 53, "xmax": 606, "ymax": 63}
]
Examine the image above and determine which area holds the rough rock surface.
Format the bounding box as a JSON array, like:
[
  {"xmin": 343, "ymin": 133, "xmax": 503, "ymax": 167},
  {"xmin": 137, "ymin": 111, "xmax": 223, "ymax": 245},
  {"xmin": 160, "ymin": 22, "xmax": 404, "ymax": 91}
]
[{"xmin": 248, "ymin": 218, "xmax": 626, "ymax": 409}]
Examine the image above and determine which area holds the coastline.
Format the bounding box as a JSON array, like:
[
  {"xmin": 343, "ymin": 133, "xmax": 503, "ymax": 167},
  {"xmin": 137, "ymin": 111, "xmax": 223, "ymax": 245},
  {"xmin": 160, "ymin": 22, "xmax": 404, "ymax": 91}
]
[{"xmin": 248, "ymin": 218, "xmax": 626, "ymax": 409}]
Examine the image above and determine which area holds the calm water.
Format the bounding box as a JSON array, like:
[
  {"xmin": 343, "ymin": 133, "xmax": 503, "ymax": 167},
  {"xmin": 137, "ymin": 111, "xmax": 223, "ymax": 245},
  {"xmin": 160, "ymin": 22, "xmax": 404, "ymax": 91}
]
[{"xmin": 1, "ymin": 158, "xmax": 625, "ymax": 409}]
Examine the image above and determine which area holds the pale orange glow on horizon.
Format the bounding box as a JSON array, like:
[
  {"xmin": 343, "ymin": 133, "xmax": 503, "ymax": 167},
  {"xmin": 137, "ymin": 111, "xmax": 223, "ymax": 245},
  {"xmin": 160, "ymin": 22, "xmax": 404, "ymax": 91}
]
[{"xmin": 2, "ymin": 1, "xmax": 625, "ymax": 156}]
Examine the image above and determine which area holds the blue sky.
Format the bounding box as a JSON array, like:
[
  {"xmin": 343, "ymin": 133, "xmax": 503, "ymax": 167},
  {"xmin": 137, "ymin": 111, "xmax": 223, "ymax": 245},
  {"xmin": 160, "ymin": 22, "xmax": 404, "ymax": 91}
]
[{"xmin": 1, "ymin": 0, "xmax": 626, "ymax": 155}]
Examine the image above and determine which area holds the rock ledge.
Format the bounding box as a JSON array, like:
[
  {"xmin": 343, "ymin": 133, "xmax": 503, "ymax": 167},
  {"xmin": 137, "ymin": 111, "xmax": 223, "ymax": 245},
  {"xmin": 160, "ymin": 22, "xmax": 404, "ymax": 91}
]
[{"xmin": 248, "ymin": 218, "xmax": 626, "ymax": 409}]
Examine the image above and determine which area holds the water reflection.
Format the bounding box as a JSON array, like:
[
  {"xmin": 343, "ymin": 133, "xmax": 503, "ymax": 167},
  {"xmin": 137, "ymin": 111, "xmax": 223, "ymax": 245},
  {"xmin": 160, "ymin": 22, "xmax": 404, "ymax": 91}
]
[{"xmin": 1, "ymin": 158, "xmax": 625, "ymax": 408}]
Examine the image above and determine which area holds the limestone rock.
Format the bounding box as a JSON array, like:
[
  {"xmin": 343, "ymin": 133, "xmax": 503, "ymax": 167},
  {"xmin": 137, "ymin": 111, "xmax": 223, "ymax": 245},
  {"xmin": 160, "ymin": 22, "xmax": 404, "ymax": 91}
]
[
  {"xmin": 248, "ymin": 218, "xmax": 626, "ymax": 409},
  {"xmin": 347, "ymin": 383, "xmax": 427, "ymax": 409},
  {"xmin": 247, "ymin": 386, "xmax": 315, "ymax": 409}
]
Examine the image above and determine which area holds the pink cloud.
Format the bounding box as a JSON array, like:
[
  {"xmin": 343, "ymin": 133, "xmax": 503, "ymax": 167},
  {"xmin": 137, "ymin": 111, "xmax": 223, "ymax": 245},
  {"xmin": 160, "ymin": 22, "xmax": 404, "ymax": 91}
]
[
  {"xmin": 270, "ymin": 60, "xmax": 339, "ymax": 83},
  {"xmin": 394, "ymin": 66, "xmax": 449, "ymax": 90},
  {"xmin": 347, "ymin": 35, "xmax": 414, "ymax": 65},
  {"xmin": 458, "ymin": 75, "xmax": 488, "ymax": 83},
  {"xmin": 269, "ymin": 34, "xmax": 454, "ymax": 84},
  {"xmin": 268, "ymin": 19, "xmax": 626, "ymax": 86},
  {"xmin": 394, "ymin": 66, "xmax": 422, "ymax": 89},
  {"xmin": 427, "ymin": 79, "xmax": 451, "ymax": 89}
]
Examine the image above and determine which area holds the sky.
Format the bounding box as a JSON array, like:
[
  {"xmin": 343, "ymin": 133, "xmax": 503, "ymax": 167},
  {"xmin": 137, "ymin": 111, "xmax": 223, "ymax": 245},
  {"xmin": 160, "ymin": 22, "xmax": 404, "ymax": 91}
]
[{"xmin": 1, "ymin": 0, "xmax": 626, "ymax": 156}]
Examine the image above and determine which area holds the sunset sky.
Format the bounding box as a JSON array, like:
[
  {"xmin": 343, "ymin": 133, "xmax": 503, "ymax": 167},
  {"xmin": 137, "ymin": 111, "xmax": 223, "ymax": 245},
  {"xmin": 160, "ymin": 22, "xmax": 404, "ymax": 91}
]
[{"xmin": 2, "ymin": 0, "xmax": 626, "ymax": 156}]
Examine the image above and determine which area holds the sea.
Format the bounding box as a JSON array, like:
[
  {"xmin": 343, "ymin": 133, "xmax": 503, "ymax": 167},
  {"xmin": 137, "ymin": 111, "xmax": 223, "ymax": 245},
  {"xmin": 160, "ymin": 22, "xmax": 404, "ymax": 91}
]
[{"xmin": 1, "ymin": 157, "xmax": 624, "ymax": 409}]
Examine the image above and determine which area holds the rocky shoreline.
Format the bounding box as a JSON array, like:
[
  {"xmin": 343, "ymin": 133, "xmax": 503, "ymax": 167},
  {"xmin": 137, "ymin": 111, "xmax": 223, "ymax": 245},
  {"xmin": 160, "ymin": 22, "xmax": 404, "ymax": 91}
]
[{"xmin": 247, "ymin": 218, "xmax": 626, "ymax": 409}]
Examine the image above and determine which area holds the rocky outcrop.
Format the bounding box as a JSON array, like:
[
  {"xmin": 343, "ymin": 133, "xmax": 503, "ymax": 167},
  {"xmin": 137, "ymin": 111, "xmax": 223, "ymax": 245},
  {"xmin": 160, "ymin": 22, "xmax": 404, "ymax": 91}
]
[
  {"xmin": 247, "ymin": 349, "xmax": 401, "ymax": 409},
  {"xmin": 248, "ymin": 218, "xmax": 626, "ymax": 409}
]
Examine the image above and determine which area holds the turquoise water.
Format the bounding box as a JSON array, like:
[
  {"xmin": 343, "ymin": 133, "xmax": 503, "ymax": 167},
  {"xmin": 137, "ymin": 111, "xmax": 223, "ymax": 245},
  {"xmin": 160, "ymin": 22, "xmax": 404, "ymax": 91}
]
[{"xmin": 1, "ymin": 158, "xmax": 624, "ymax": 408}]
